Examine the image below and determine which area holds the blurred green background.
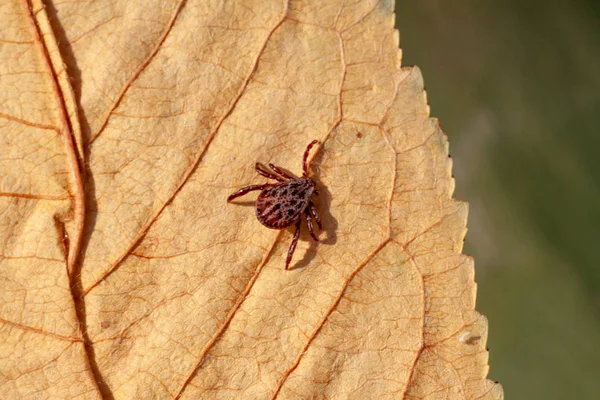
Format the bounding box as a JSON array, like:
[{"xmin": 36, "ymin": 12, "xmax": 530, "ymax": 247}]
[{"xmin": 396, "ymin": 1, "xmax": 600, "ymax": 399}]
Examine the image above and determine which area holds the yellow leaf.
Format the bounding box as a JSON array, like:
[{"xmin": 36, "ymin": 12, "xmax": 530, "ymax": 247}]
[{"xmin": 0, "ymin": 0, "xmax": 503, "ymax": 399}]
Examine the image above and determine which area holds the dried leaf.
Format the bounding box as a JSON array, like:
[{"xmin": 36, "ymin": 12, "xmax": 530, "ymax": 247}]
[{"xmin": 0, "ymin": 0, "xmax": 503, "ymax": 399}]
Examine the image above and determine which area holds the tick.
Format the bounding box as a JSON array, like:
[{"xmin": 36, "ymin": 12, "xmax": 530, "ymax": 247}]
[{"xmin": 227, "ymin": 140, "xmax": 323, "ymax": 270}]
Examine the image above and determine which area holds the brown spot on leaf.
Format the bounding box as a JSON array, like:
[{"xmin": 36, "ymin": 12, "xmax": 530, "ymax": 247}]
[{"xmin": 466, "ymin": 335, "xmax": 481, "ymax": 345}]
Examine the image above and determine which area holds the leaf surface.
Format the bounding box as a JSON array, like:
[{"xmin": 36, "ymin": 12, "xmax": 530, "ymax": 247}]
[{"xmin": 0, "ymin": 0, "xmax": 503, "ymax": 399}]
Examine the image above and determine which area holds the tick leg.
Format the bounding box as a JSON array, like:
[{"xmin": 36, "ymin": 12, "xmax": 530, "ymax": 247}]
[
  {"xmin": 227, "ymin": 184, "xmax": 271, "ymax": 202},
  {"xmin": 303, "ymin": 140, "xmax": 319, "ymax": 176},
  {"xmin": 268, "ymin": 163, "xmax": 294, "ymax": 179},
  {"xmin": 308, "ymin": 201, "xmax": 322, "ymax": 229},
  {"xmin": 285, "ymin": 220, "xmax": 302, "ymax": 270},
  {"xmin": 255, "ymin": 162, "xmax": 284, "ymax": 182},
  {"xmin": 306, "ymin": 211, "xmax": 319, "ymax": 242}
]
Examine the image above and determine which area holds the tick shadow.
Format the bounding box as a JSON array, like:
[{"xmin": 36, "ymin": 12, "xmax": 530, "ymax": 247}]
[{"xmin": 290, "ymin": 150, "xmax": 338, "ymax": 270}]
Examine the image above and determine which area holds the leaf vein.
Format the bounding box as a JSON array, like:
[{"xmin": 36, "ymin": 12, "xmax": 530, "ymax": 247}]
[
  {"xmin": 22, "ymin": 0, "xmax": 99, "ymax": 396},
  {"xmin": 172, "ymin": 231, "xmax": 283, "ymax": 399},
  {"xmin": 0, "ymin": 111, "xmax": 59, "ymax": 132},
  {"xmin": 87, "ymin": 0, "xmax": 187, "ymax": 145},
  {"xmin": 0, "ymin": 192, "xmax": 68, "ymax": 201},
  {"xmin": 270, "ymin": 238, "xmax": 392, "ymax": 399},
  {"xmin": 22, "ymin": 0, "xmax": 85, "ymax": 278},
  {"xmin": 0, "ymin": 317, "xmax": 83, "ymax": 343},
  {"xmin": 82, "ymin": 0, "xmax": 289, "ymax": 296}
]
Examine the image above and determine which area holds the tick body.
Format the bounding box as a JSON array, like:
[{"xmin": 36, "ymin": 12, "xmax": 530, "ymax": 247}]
[{"xmin": 227, "ymin": 140, "xmax": 322, "ymax": 269}]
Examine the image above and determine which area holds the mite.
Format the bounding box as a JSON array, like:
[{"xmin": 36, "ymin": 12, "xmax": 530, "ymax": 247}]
[{"xmin": 227, "ymin": 140, "xmax": 323, "ymax": 269}]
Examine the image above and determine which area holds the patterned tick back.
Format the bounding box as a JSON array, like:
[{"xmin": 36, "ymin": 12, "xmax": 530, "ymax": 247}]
[
  {"xmin": 227, "ymin": 140, "xmax": 322, "ymax": 269},
  {"xmin": 256, "ymin": 178, "xmax": 316, "ymax": 229}
]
